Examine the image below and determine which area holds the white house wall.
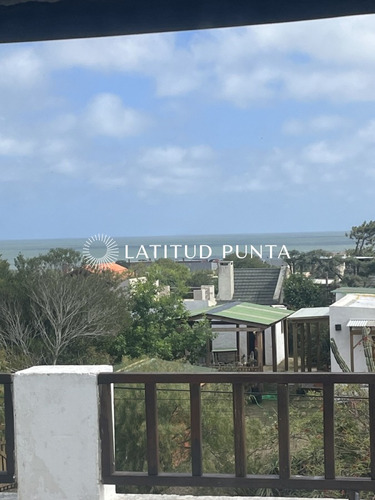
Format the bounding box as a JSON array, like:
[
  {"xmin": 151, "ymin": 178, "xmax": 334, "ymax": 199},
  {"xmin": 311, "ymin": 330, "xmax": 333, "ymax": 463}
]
[
  {"xmin": 264, "ymin": 322, "xmax": 285, "ymax": 366},
  {"xmin": 329, "ymin": 295, "xmax": 375, "ymax": 372},
  {"xmin": 212, "ymin": 324, "xmax": 247, "ymax": 360}
]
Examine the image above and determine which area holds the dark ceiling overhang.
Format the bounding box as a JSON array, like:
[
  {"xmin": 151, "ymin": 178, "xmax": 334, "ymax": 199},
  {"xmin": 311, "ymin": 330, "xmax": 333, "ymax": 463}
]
[{"xmin": 1, "ymin": 0, "xmax": 375, "ymax": 44}]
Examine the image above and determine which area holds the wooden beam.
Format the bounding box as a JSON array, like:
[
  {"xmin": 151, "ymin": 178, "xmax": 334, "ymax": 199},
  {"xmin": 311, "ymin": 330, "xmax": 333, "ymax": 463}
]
[
  {"xmin": 300, "ymin": 324, "xmax": 305, "ymax": 373},
  {"xmin": 1, "ymin": 0, "xmax": 375, "ymax": 44},
  {"xmin": 257, "ymin": 331, "xmax": 264, "ymax": 372},
  {"xmin": 306, "ymin": 322, "xmax": 312, "ymax": 372},
  {"xmin": 350, "ymin": 329, "xmax": 355, "ymax": 372},
  {"xmin": 271, "ymin": 324, "xmax": 277, "ymax": 372},
  {"xmin": 292, "ymin": 322, "xmax": 298, "ymax": 372},
  {"xmin": 316, "ymin": 322, "xmax": 321, "ymax": 370},
  {"xmin": 284, "ymin": 319, "xmax": 289, "ymax": 372}
]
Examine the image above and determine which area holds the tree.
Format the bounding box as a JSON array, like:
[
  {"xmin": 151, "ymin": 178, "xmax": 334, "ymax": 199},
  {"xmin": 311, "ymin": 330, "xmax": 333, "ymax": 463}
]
[
  {"xmin": 112, "ymin": 279, "xmax": 212, "ymax": 363},
  {"xmin": 14, "ymin": 247, "xmax": 82, "ymax": 273},
  {"xmin": 134, "ymin": 259, "xmax": 191, "ymax": 298},
  {"xmin": 0, "ymin": 252, "xmax": 126, "ymax": 367},
  {"xmin": 186, "ymin": 269, "xmax": 217, "ymax": 296},
  {"xmin": 225, "ymin": 252, "xmax": 272, "ymax": 269},
  {"xmin": 283, "ymin": 274, "xmax": 325, "ymax": 309},
  {"xmin": 346, "ymin": 220, "xmax": 375, "ymax": 256},
  {"xmin": 29, "ymin": 270, "xmax": 124, "ymax": 364}
]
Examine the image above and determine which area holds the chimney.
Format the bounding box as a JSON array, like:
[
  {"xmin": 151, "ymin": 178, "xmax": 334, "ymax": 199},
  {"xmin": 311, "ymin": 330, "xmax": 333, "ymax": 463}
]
[{"xmin": 218, "ymin": 261, "xmax": 234, "ymax": 300}]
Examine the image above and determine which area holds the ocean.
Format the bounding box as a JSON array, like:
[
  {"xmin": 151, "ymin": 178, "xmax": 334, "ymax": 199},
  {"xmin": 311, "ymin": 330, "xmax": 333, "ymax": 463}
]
[{"xmin": 0, "ymin": 231, "xmax": 353, "ymax": 266}]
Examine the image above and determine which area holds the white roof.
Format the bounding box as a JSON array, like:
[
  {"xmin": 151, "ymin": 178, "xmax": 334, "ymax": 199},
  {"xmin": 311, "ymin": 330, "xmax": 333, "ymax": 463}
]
[
  {"xmin": 332, "ymin": 293, "xmax": 375, "ymax": 309},
  {"xmin": 288, "ymin": 307, "xmax": 330, "ymax": 320}
]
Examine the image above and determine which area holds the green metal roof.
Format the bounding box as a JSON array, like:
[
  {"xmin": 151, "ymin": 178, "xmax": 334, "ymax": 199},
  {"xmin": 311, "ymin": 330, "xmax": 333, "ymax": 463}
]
[
  {"xmin": 189, "ymin": 301, "xmax": 293, "ymax": 327},
  {"xmin": 332, "ymin": 287, "xmax": 375, "ymax": 295}
]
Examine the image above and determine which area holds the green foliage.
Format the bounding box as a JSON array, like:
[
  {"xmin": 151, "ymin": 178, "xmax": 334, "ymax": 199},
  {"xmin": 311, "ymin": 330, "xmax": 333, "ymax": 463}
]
[
  {"xmin": 283, "ymin": 249, "xmax": 344, "ymax": 282},
  {"xmin": 14, "ymin": 247, "xmax": 82, "ymax": 273},
  {"xmin": 0, "ymin": 250, "xmax": 126, "ymax": 367},
  {"xmin": 346, "ymin": 220, "xmax": 375, "ymax": 256},
  {"xmin": 284, "ymin": 274, "xmax": 325, "ymax": 309},
  {"xmin": 186, "ymin": 269, "xmax": 217, "ymax": 294},
  {"xmin": 112, "ymin": 279, "xmax": 212, "ymax": 363},
  {"xmin": 225, "ymin": 252, "xmax": 271, "ymax": 269},
  {"xmin": 144, "ymin": 259, "xmax": 191, "ymax": 297}
]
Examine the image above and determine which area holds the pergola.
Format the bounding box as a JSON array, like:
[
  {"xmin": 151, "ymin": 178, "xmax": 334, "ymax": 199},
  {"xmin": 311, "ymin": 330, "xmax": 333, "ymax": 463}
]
[
  {"xmin": 287, "ymin": 307, "xmax": 330, "ymax": 372},
  {"xmin": 0, "ymin": 0, "xmax": 374, "ymax": 44},
  {"xmin": 189, "ymin": 302, "xmax": 293, "ymax": 371}
]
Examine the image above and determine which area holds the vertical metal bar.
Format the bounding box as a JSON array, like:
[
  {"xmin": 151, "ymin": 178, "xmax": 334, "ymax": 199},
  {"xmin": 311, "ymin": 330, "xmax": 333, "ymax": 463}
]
[
  {"xmin": 99, "ymin": 383, "xmax": 115, "ymax": 478},
  {"xmin": 4, "ymin": 382, "xmax": 14, "ymax": 480},
  {"xmin": 307, "ymin": 323, "xmax": 312, "ymax": 372},
  {"xmin": 323, "ymin": 383, "xmax": 335, "ymax": 479},
  {"xmin": 190, "ymin": 383, "xmax": 203, "ymax": 476},
  {"xmin": 284, "ymin": 319, "xmax": 289, "ymax": 372},
  {"xmin": 145, "ymin": 382, "xmax": 159, "ymax": 476},
  {"xmin": 293, "ymin": 323, "xmax": 298, "ymax": 372},
  {"xmin": 369, "ymin": 384, "xmax": 375, "ymax": 479},
  {"xmin": 271, "ymin": 324, "xmax": 277, "ymax": 372},
  {"xmin": 232, "ymin": 383, "xmax": 247, "ymax": 477},
  {"xmin": 277, "ymin": 383, "xmax": 290, "ymax": 479}
]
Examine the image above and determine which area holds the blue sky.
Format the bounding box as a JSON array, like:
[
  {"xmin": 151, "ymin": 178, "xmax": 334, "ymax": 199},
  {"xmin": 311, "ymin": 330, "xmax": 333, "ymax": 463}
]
[{"xmin": 1, "ymin": 14, "xmax": 375, "ymax": 239}]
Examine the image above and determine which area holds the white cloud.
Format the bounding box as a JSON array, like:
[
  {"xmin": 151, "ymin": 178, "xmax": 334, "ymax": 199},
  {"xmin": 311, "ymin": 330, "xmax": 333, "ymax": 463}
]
[
  {"xmin": 358, "ymin": 120, "xmax": 375, "ymax": 142},
  {"xmin": 83, "ymin": 93, "xmax": 150, "ymax": 138},
  {"xmin": 137, "ymin": 145, "xmax": 216, "ymax": 194},
  {"xmin": 0, "ymin": 48, "xmax": 43, "ymax": 88},
  {"xmin": 283, "ymin": 115, "xmax": 348, "ymax": 135},
  {"xmin": 303, "ymin": 141, "xmax": 344, "ymax": 165},
  {"xmin": 0, "ymin": 134, "xmax": 34, "ymax": 156}
]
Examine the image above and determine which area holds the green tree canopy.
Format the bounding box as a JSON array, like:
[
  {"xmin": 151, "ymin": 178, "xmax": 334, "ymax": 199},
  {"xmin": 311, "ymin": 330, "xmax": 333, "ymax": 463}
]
[
  {"xmin": 0, "ymin": 249, "xmax": 126, "ymax": 368},
  {"xmin": 283, "ymin": 273, "xmax": 325, "ymax": 309},
  {"xmin": 112, "ymin": 279, "xmax": 212, "ymax": 363},
  {"xmin": 225, "ymin": 252, "xmax": 271, "ymax": 269},
  {"xmin": 346, "ymin": 220, "xmax": 375, "ymax": 256}
]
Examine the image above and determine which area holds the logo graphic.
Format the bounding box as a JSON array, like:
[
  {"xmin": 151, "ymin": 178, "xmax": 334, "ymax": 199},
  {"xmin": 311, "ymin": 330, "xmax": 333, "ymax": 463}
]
[{"xmin": 82, "ymin": 234, "xmax": 119, "ymax": 268}]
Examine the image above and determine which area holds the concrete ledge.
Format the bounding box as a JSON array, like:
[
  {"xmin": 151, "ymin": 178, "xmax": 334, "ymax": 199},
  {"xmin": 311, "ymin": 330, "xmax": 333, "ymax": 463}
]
[
  {"xmin": 114, "ymin": 496, "xmax": 338, "ymax": 500},
  {"xmin": 0, "ymin": 494, "xmax": 339, "ymax": 500}
]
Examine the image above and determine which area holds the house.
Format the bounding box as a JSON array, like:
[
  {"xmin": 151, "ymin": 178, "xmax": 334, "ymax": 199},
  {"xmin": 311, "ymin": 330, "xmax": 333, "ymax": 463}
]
[
  {"xmin": 187, "ymin": 301, "xmax": 293, "ymax": 371},
  {"xmin": 332, "ymin": 286, "xmax": 375, "ymax": 302},
  {"xmin": 330, "ymin": 293, "xmax": 375, "ymax": 372},
  {"xmin": 184, "ymin": 260, "xmax": 290, "ymax": 371},
  {"xmin": 217, "ymin": 260, "xmax": 287, "ymax": 305}
]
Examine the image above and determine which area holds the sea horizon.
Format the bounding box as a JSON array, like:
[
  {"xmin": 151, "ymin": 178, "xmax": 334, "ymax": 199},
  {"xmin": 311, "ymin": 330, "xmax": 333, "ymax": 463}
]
[{"xmin": 0, "ymin": 230, "xmax": 354, "ymax": 266}]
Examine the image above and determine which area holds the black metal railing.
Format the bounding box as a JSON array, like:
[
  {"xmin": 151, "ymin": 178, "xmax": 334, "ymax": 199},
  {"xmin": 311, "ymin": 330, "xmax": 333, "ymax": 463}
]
[
  {"xmin": 98, "ymin": 372, "xmax": 375, "ymax": 494},
  {"xmin": 0, "ymin": 374, "xmax": 14, "ymax": 485}
]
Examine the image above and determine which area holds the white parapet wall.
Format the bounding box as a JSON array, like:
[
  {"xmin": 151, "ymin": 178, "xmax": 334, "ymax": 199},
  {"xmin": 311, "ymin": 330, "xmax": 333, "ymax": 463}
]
[
  {"xmin": 9, "ymin": 366, "xmax": 343, "ymax": 500},
  {"xmin": 13, "ymin": 365, "xmax": 117, "ymax": 500}
]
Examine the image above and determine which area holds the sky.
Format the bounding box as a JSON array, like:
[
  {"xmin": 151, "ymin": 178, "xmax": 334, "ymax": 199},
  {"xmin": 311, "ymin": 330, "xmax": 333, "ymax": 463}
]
[{"xmin": 1, "ymin": 14, "xmax": 375, "ymax": 240}]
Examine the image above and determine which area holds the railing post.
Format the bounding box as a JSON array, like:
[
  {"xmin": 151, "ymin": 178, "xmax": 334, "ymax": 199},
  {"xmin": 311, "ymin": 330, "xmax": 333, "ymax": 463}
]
[
  {"xmin": 277, "ymin": 383, "xmax": 290, "ymax": 479},
  {"xmin": 190, "ymin": 383, "xmax": 203, "ymax": 476},
  {"xmin": 3, "ymin": 379, "xmax": 15, "ymax": 483},
  {"xmin": 99, "ymin": 383, "xmax": 115, "ymax": 480},
  {"xmin": 145, "ymin": 382, "xmax": 159, "ymax": 476},
  {"xmin": 232, "ymin": 382, "xmax": 247, "ymax": 477},
  {"xmin": 369, "ymin": 383, "xmax": 375, "ymax": 480},
  {"xmin": 323, "ymin": 382, "xmax": 335, "ymax": 479}
]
